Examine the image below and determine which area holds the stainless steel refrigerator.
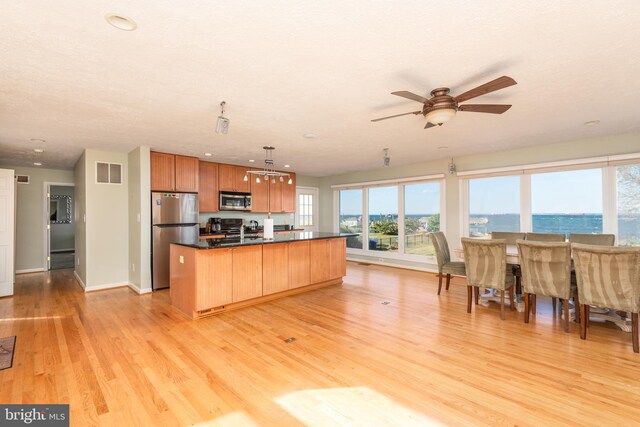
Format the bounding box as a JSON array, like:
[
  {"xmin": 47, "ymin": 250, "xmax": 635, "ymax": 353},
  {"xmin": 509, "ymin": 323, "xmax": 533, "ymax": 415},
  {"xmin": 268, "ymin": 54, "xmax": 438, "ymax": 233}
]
[{"xmin": 151, "ymin": 192, "xmax": 199, "ymax": 290}]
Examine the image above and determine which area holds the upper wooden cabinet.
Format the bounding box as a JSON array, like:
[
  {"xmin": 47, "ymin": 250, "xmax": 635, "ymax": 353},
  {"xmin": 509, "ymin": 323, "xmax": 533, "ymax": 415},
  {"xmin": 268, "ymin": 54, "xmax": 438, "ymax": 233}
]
[
  {"xmin": 283, "ymin": 173, "xmax": 296, "ymax": 212},
  {"xmin": 251, "ymin": 179, "xmax": 269, "ymax": 212},
  {"xmin": 150, "ymin": 152, "xmax": 175, "ymax": 191},
  {"xmin": 151, "ymin": 152, "xmax": 199, "ymax": 192},
  {"xmin": 199, "ymin": 161, "xmax": 219, "ymax": 212},
  {"xmin": 269, "ymin": 180, "xmax": 283, "ymax": 213},
  {"xmin": 219, "ymin": 164, "xmax": 251, "ymax": 193}
]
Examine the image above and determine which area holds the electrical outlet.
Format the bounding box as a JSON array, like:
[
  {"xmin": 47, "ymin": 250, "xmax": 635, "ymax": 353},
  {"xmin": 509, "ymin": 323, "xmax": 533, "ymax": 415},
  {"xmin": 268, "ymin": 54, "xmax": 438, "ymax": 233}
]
[
  {"xmin": 179, "ymin": 256, "xmax": 184, "ymax": 264},
  {"xmin": 77, "ymin": 258, "xmax": 80, "ymax": 266}
]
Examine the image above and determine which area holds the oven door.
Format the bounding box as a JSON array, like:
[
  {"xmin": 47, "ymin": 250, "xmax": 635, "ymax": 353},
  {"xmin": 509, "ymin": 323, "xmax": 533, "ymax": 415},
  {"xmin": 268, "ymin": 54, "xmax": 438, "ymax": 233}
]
[{"xmin": 219, "ymin": 192, "xmax": 251, "ymax": 211}]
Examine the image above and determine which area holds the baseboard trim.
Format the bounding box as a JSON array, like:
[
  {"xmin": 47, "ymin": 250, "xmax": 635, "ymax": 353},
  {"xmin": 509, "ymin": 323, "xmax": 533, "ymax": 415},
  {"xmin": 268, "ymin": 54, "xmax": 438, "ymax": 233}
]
[
  {"xmin": 16, "ymin": 268, "xmax": 45, "ymax": 274},
  {"xmin": 73, "ymin": 270, "xmax": 86, "ymax": 289},
  {"xmin": 84, "ymin": 282, "xmax": 130, "ymax": 293},
  {"xmin": 127, "ymin": 283, "xmax": 153, "ymax": 295}
]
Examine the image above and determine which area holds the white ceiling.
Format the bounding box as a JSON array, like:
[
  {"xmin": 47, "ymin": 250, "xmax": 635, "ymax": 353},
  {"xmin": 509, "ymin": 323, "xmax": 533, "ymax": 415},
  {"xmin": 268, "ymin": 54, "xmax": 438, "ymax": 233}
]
[{"xmin": 1, "ymin": 1, "xmax": 640, "ymax": 176}]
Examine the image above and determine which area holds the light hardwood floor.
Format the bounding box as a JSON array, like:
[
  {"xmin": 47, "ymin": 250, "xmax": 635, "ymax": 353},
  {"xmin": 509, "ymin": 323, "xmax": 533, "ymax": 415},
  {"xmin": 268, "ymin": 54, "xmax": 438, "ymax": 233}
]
[{"xmin": 1, "ymin": 263, "xmax": 639, "ymax": 426}]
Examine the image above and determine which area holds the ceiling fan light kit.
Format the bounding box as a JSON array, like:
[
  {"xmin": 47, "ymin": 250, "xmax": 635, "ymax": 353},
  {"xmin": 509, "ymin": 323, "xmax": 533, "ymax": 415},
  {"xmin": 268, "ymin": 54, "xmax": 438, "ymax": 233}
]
[
  {"xmin": 245, "ymin": 146, "xmax": 293, "ymax": 185},
  {"xmin": 372, "ymin": 76, "xmax": 517, "ymax": 129}
]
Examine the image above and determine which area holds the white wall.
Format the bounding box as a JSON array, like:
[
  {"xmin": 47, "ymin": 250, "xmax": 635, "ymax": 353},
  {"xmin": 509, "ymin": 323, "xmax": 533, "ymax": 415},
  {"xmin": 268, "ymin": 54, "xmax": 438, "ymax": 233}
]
[
  {"xmin": 0, "ymin": 166, "xmax": 75, "ymax": 272},
  {"xmin": 50, "ymin": 185, "xmax": 75, "ymax": 251},
  {"xmin": 74, "ymin": 152, "xmax": 87, "ymax": 285},
  {"xmin": 318, "ymin": 131, "xmax": 640, "ymax": 270},
  {"xmin": 128, "ymin": 146, "xmax": 152, "ymax": 294}
]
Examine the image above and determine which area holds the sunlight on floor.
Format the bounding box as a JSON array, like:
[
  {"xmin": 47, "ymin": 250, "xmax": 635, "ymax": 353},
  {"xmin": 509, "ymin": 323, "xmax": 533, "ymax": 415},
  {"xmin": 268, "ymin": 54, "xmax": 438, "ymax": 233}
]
[
  {"xmin": 193, "ymin": 410, "xmax": 261, "ymax": 427},
  {"xmin": 275, "ymin": 386, "xmax": 444, "ymax": 427},
  {"xmin": 0, "ymin": 316, "xmax": 63, "ymax": 321}
]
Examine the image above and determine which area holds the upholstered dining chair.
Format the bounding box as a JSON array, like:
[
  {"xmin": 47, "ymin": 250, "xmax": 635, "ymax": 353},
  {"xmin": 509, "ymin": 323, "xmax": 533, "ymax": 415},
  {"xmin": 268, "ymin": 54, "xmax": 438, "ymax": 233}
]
[
  {"xmin": 461, "ymin": 238, "xmax": 515, "ymax": 320},
  {"xmin": 525, "ymin": 233, "xmax": 566, "ymax": 242},
  {"xmin": 429, "ymin": 232, "xmax": 466, "ymax": 295},
  {"xmin": 569, "ymin": 233, "xmax": 615, "ymax": 246},
  {"xmin": 516, "ymin": 240, "xmax": 575, "ymax": 332},
  {"xmin": 491, "ymin": 232, "xmax": 526, "ymax": 245},
  {"xmin": 572, "ymin": 243, "xmax": 640, "ymax": 353}
]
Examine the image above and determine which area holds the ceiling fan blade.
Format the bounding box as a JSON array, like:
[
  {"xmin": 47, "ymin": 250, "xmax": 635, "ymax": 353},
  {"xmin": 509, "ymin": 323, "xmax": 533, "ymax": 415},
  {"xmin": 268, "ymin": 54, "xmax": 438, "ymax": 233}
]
[
  {"xmin": 454, "ymin": 76, "xmax": 517, "ymax": 103},
  {"xmin": 391, "ymin": 91, "xmax": 433, "ymax": 105},
  {"xmin": 424, "ymin": 122, "xmax": 436, "ymax": 129},
  {"xmin": 371, "ymin": 111, "xmax": 422, "ymax": 122},
  {"xmin": 458, "ymin": 104, "xmax": 512, "ymax": 114}
]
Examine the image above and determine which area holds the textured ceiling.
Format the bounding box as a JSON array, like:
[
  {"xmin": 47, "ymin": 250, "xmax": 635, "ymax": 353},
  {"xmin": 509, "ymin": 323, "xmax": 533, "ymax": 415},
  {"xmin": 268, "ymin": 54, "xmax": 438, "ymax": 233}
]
[{"xmin": 1, "ymin": 1, "xmax": 640, "ymax": 176}]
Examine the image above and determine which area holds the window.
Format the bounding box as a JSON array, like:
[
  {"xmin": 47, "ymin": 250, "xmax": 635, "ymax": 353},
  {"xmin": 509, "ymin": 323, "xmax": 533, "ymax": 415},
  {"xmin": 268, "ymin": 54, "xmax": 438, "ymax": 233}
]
[
  {"xmin": 469, "ymin": 176, "xmax": 520, "ymax": 238},
  {"xmin": 339, "ymin": 189, "xmax": 363, "ymax": 249},
  {"xmin": 617, "ymin": 164, "xmax": 640, "ymax": 246},
  {"xmin": 404, "ymin": 182, "xmax": 440, "ymax": 256},
  {"xmin": 298, "ymin": 194, "xmax": 313, "ymax": 226},
  {"xmin": 531, "ymin": 169, "xmax": 602, "ymax": 236},
  {"xmin": 368, "ymin": 186, "xmax": 398, "ymax": 252}
]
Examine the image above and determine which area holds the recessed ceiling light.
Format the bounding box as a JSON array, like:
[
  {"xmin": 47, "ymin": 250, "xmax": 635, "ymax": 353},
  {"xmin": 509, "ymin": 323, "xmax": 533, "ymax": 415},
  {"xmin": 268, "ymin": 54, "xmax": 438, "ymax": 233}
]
[
  {"xmin": 303, "ymin": 133, "xmax": 318, "ymax": 139},
  {"xmin": 30, "ymin": 138, "xmax": 45, "ymax": 143},
  {"xmin": 584, "ymin": 120, "xmax": 600, "ymax": 126},
  {"xmin": 34, "ymin": 148, "xmax": 44, "ymax": 153},
  {"xmin": 248, "ymin": 159, "xmax": 255, "ymax": 163},
  {"xmin": 204, "ymin": 153, "xmax": 212, "ymax": 156},
  {"xmin": 437, "ymin": 146, "xmax": 448, "ymax": 150},
  {"xmin": 105, "ymin": 14, "xmax": 137, "ymax": 31},
  {"xmin": 33, "ymin": 162, "xmax": 42, "ymax": 166},
  {"xmin": 284, "ymin": 164, "xmax": 290, "ymax": 168}
]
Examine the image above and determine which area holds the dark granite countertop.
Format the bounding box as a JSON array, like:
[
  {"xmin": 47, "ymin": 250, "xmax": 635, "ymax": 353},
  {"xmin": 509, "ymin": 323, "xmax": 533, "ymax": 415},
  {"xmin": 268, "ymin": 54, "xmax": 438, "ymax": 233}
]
[{"xmin": 174, "ymin": 232, "xmax": 356, "ymax": 249}]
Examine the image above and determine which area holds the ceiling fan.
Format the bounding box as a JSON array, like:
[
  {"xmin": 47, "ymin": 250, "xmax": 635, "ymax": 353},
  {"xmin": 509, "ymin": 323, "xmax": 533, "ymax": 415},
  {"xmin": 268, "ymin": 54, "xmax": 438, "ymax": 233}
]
[{"xmin": 371, "ymin": 75, "xmax": 517, "ymax": 129}]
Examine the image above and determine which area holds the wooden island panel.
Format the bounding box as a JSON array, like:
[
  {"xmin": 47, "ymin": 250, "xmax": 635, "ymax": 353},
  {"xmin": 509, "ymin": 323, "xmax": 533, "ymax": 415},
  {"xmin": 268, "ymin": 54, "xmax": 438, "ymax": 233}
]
[
  {"xmin": 310, "ymin": 240, "xmax": 331, "ymax": 284},
  {"xmin": 196, "ymin": 248, "xmax": 232, "ymax": 310},
  {"xmin": 263, "ymin": 243, "xmax": 289, "ymax": 295},
  {"xmin": 329, "ymin": 238, "xmax": 347, "ymax": 279},
  {"xmin": 232, "ymin": 246, "xmax": 263, "ymax": 302},
  {"xmin": 288, "ymin": 241, "xmax": 310, "ymax": 289}
]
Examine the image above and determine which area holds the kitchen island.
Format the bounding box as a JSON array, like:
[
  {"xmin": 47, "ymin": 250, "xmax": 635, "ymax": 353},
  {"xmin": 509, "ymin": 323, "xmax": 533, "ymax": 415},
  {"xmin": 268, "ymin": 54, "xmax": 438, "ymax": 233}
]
[{"xmin": 169, "ymin": 232, "xmax": 351, "ymax": 319}]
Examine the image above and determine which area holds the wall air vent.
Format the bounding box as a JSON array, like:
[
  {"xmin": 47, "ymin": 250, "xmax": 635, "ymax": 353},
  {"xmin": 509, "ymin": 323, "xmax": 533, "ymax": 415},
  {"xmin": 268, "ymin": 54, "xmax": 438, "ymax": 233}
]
[
  {"xmin": 16, "ymin": 175, "xmax": 30, "ymax": 184},
  {"xmin": 96, "ymin": 162, "xmax": 122, "ymax": 184}
]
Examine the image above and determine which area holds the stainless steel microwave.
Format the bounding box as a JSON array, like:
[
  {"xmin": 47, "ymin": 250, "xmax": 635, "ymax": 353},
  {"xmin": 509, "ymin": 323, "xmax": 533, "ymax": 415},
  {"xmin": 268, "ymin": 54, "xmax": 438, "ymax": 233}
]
[{"xmin": 219, "ymin": 191, "xmax": 252, "ymax": 211}]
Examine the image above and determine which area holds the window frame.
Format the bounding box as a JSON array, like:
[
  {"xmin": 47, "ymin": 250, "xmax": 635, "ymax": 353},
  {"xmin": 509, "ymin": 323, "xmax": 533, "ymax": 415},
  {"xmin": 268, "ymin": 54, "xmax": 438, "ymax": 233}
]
[{"xmin": 333, "ymin": 176, "xmax": 446, "ymax": 262}]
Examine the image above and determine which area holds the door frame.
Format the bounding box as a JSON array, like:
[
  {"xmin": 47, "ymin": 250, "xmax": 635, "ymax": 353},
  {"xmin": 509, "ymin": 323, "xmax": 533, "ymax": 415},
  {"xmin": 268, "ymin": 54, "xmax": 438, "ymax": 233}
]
[
  {"xmin": 295, "ymin": 186, "xmax": 319, "ymax": 232},
  {"xmin": 43, "ymin": 182, "xmax": 75, "ymax": 271},
  {"xmin": 0, "ymin": 169, "xmax": 16, "ymax": 297}
]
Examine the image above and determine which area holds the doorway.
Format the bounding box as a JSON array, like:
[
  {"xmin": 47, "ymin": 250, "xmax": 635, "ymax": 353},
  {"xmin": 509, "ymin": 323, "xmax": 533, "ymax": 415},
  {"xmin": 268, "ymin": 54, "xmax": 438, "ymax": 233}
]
[
  {"xmin": 295, "ymin": 187, "xmax": 319, "ymax": 232},
  {"xmin": 44, "ymin": 183, "xmax": 75, "ymax": 270}
]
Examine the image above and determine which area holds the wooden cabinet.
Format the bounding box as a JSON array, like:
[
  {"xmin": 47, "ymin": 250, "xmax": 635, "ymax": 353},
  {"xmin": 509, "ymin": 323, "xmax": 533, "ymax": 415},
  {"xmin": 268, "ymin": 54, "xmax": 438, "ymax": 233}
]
[
  {"xmin": 269, "ymin": 180, "xmax": 283, "ymax": 213},
  {"xmin": 232, "ymin": 246, "xmax": 263, "ymax": 302},
  {"xmin": 283, "ymin": 173, "xmax": 296, "ymax": 212},
  {"xmin": 175, "ymin": 155, "xmax": 199, "ymax": 192},
  {"xmin": 251, "ymin": 180, "xmax": 270, "ymax": 212},
  {"xmin": 151, "ymin": 152, "xmax": 175, "ymax": 191},
  {"xmin": 310, "ymin": 240, "xmax": 331, "ymax": 284},
  {"xmin": 288, "ymin": 241, "xmax": 310, "ymax": 289},
  {"xmin": 196, "ymin": 249, "xmax": 233, "ymax": 310},
  {"xmin": 151, "ymin": 152, "xmax": 198, "ymax": 192},
  {"xmin": 198, "ymin": 161, "xmax": 218, "ymax": 212},
  {"xmin": 219, "ymin": 164, "xmax": 251, "ymax": 193},
  {"xmin": 329, "ymin": 238, "xmax": 347, "ymax": 279},
  {"xmin": 263, "ymin": 243, "xmax": 289, "ymax": 295}
]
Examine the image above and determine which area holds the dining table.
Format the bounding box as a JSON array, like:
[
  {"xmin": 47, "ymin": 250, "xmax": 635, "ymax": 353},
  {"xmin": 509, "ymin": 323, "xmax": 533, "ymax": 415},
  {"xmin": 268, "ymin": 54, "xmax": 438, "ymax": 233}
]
[{"xmin": 452, "ymin": 244, "xmax": 634, "ymax": 332}]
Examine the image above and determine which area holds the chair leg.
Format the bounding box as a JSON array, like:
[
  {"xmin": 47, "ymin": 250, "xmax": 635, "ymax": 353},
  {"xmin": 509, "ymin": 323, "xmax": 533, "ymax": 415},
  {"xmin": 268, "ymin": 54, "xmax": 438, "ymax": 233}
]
[
  {"xmin": 515, "ymin": 274, "xmax": 521, "ymax": 295},
  {"xmin": 500, "ymin": 290, "xmax": 505, "ymax": 320},
  {"xmin": 531, "ymin": 294, "xmax": 537, "ymax": 316},
  {"xmin": 509, "ymin": 286, "xmax": 516, "ymax": 311},
  {"xmin": 524, "ymin": 293, "xmax": 530, "ymax": 324},
  {"xmin": 574, "ymin": 292, "xmax": 581, "ymax": 323},
  {"xmin": 632, "ymin": 313, "xmax": 639, "ymax": 353},
  {"xmin": 474, "ymin": 286, "xmax": 479, "ymax": 305},
  {"xmin": 437, "ymin": 273, "xmax": 443, "ymax": 295},
  {"xmin": 563, "ymin": 299, "xmax": 570, "ymax": 333},
  {"xmin": 467, "ymin": 286, "xmax": 472, "ymax": 313},
  {"xmin": 585, "ymin": 305, "xmax": 590, "ymax": 329},
  {"xmin": 552, "ymin": 297, "xmax": 557, "ymax": 314},
  {"xmin": 580, "ymin": 304, "xmax": 587, "ymax": 340},
  {"xmin": 446, "ymin": 274, "xmax": 451, "ymax": 291}
]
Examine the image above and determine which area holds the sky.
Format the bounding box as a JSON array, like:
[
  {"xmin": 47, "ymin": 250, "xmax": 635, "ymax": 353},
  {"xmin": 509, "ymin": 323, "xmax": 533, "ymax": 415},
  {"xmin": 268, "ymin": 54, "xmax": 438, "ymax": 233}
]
[{"xmin": 340, "ymin": 168, "xmax": 604, "ymax": 216}]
